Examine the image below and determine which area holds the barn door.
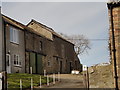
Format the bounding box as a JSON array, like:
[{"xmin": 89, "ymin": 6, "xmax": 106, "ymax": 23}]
[
  {"xmin": 60, "ymin": 61, "xmax": 62, "ymax": 73},
  {"xmin": 70, "ymin": 62, "xmax": 72, "ymax": 73},
  {"xmin": 30, "ymin": 52, "xmax": 36, "ymax": 74},
  {"xmin": 36, "ymin": 54, "xmax": 43, "ymax": 74}
]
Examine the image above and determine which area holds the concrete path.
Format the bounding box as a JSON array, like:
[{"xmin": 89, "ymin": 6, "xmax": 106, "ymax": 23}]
[{"xmin": 43, "ymin": 74, "xmax": 85, "ymax": 88}]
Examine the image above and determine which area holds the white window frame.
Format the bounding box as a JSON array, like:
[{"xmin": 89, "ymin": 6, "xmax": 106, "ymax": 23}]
[
  {"xmin": 13, "ymin": 54, "xmax": 21, "ymax": 66},
  {"xmin": 10, "ymin": 27, "xmax": 19, "ymax": 44}
]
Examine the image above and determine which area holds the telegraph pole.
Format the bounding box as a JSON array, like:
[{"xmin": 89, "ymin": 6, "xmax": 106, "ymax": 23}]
[{"xmin": 87, "ymin": 67, "xmax": 89, "ymax": 90}]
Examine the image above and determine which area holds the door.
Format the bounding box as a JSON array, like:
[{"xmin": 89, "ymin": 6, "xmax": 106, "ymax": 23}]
[
  {"xmin": 30, "ymin": 52, "xmax": 36, "ymax": 74},
  {"xmin": 70, "ymin": 62, "xmax": 72, "ymax": 73},
  {"xmin": 6, "ymin": 54, "xmax": 11, "ymax": 73},
  {"xmin": 36, "ymin": 54, "xmax": 43, "ymax": 74},
  {"xmin": 60, "ymin": 61, "xmax": 62, "ymax": 73},
  {"xmin": 75, "ymin": 61, "xmax": 77, "ymax": 70}
]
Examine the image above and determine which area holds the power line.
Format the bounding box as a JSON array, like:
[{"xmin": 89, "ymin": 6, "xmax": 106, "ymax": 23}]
[
  {"xmin": 88, "ymin": 39, "xmax": 108, "ymax": 41},
  {"xmin": 67, "ymin": 39, "xmax": 108, "ymax": 41}
]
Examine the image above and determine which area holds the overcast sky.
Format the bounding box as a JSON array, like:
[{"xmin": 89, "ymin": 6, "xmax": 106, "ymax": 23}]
[{"xmin": 2, "ymin": 2, "xmax": 109, "ymax": 66}]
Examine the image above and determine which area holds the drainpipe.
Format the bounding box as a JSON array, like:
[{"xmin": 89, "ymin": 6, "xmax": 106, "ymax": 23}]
[
  {"xmin": 4, "ymin": 21, "xmax": 6, "ymax": 72},
  {"xmin": 110, "ymin": 5, "xmax": 119, "ymax": 90}
]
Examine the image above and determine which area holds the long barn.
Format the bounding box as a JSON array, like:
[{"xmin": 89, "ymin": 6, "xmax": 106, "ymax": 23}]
[{"xmin": 0, "ymin": 12, "xmax": 82, "ymax": 74}]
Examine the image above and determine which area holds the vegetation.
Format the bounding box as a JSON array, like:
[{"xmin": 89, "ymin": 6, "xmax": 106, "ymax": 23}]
[
  {"xmin": 89, "ymin": 64, "xmax": 114, "ymax": 88},
  {"xmin": 59, "ymin": 33, "xmax": 91, "ymax": 55},
  {"xmin": 7, "ymin": 73, "xmax": 53, "ymax": 88}
]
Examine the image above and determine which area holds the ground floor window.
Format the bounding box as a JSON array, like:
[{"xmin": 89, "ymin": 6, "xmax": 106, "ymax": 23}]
[{"xmin": 14, "ymin": 54, "xmax": 21, "ymax": 66}]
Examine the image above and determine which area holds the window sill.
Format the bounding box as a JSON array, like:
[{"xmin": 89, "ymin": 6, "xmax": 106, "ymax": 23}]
[
  {"xmin": 47, "ymin": 65, "xmax": 52, "ymax": 67},
  {"xmin": 14, "ymin": 65, "xmax": 22, "ymax": 68},
  {"xmin": 10, "ymin": 41, "xmax": 19, "ymax": 45}
]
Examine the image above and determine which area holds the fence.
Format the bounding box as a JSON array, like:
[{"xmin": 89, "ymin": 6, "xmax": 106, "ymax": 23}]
[{"xmin": 7, "ymin": 72, "xmax": 61, "ymax": 89}]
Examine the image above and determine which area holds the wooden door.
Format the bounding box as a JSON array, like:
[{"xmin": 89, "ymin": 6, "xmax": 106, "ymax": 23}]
[
  {"xmin": 36, "ymin": 54, "xmax": 43, "ymax": 74},
  {"xmin": 30, "ymin": 52, "xmax": 36, "ymax": 73}
]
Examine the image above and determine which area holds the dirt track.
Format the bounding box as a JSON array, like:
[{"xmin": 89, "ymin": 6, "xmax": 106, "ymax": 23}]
[{"xmin": 43, "ymin": 74, "xmax": 85, "ymax": 88}]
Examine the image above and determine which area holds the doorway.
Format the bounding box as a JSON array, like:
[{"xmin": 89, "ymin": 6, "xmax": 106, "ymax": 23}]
[
  {"xmin": 69, "ymin": 62, "xmax": 72, "ymax": 73},
  {"xmin": 6, "ymin": 54, "xmax": 11, "ymax": 73},
  {"xmin": 36, "ymin": 54, "xmax": 43, "ymax": 74},
  {"xmin": 30, "ymin": 52, "xmax": 36, "ymax": 74},
  {"xmin": 60, "ymin": 61, "xmax": 62, "ymax": 73}
]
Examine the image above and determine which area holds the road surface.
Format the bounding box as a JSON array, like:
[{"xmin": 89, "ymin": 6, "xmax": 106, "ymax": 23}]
[{"xmin": 43, "ymin": 74, "xmax": 85, "ymax": 88}]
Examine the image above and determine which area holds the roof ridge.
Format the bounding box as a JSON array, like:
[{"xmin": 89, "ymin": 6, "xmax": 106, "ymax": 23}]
[
  {"xmin": 28, "ymin": 19, "xmax": 54, "ymax": 32},
  {"xmin": 2, "ymin": 14, "xmax": 25, "ymax": 27}
]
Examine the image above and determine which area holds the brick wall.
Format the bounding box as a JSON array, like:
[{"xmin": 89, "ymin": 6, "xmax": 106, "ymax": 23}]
[{"xmin": 108, "ymin": 3, "xmax": 120, "ymax": 88}]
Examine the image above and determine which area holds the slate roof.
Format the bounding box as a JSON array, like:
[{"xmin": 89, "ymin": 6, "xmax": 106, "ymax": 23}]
[
  {"xmin": 2, "ymin": 14, "xmax": 73, "ymax": 45},
  {"xmin": 27, "ymin": 19, "xmax": 74, "ymax": 45}
]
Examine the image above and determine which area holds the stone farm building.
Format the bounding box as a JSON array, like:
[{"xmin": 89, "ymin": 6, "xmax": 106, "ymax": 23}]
[
  {"xmin": 0, "ymin": 12, "xmax": 82, "ymax": 74},
  {"xmin": 107, "ymin": 1, "xmax": 120, "ymax": 88}
]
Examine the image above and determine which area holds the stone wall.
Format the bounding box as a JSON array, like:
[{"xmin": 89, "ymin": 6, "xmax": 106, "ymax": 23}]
[{"xmin": 27, "ymin": 20, "xmax": 82, "ymax": 74}]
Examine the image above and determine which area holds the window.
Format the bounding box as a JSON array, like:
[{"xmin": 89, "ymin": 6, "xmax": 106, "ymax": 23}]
[
  {"xmin": 10, "ymin": 27, "xmax": 19, "ymax": 44},
  {"xmin": 61, "ymin": 44, "xmax": 65, "ymax": 57},
  {"xmin": 48, "ymin": 60, "xmax": 50, "ymax": 66},
  {"xmin": 39, "ymin": 41, "xmax": 42, "ymax": 51},
  {"xmin": 14, "ymin": 55, "xmax": 21, "ymax": 66}
]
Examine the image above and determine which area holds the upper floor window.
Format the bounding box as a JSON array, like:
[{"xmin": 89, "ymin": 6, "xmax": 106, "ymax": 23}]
[
  {"xmin": 48, "ymin": 60, "xmax": 51, "ymax": 66},
  {"xmin": 40, "ymin": 41, "xmax": 42, "ymax": 51},
  {"xmin": 10, "ymin": 27, "xmax": 19, "ymax": 44}
]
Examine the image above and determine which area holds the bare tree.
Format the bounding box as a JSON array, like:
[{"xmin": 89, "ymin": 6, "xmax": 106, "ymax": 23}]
[{"xmin": 59, "ymin": 33, "xmax": 91, "ymax": 55}]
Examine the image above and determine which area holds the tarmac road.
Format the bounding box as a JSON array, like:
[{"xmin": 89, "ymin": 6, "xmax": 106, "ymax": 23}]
[{"xmin": 43, "ymin": 74, "xmax": 85, "ymax": 88}]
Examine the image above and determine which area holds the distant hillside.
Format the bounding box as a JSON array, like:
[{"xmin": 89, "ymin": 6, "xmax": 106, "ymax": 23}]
[{"xmin": 89, "ymin": 64, "xmax": 114, "ymax": 88}]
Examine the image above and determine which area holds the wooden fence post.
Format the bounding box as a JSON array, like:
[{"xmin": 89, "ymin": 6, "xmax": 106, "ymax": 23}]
[
  {"xmin": 30, "ymin": 67, "xmax": 32, "ymax": 74},
  {"xmin": 0, "ymin": 73, "xmax": 2, "ymax": 90},
  {"xmin": 47, "ymin": 75, "xmax": 49, "ymax": 86},
  {"xmin": 39, "ymin": 76, "xmax": 41, "ymax": 88},
  {"xmin": 2, "ymin": 71, "xmax": 7, "ymax": 90},
  {"xmin": 58, "ymin": 72, "xmax": 60, "ymax": 82},
  {"xmin": 44, "ymin": 70, "xmax": 46, "ymax": 77},
  {"xmin": 20, "ymin": 79, "xmax": 22, "ymax": 90},
  {"xmin": 53, "ymin": 74, "xmax": 55, "ymax": 85},
  {"xmin": 31, "ymin": 78, "xmax": 33, "ymax": 90}
]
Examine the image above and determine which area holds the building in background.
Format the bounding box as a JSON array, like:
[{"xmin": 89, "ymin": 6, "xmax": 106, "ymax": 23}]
[
  {"xmin": 107, "ymin": 1, "xmax": 120, "ymax": 88},
  {"xmin": 0, "ymin": 13, "xmax": 82, "ymax": 74}
]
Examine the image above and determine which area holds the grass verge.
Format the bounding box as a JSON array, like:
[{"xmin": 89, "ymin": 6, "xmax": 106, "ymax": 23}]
[{"xmin": 7, "ymin": 73, "xmax": 52, "ymax": 88}]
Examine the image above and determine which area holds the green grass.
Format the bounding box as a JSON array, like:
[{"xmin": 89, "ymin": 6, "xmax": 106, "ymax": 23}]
[{"xmin": 7, "ymin": 73, "xmax": 53, "ymax": 88}]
